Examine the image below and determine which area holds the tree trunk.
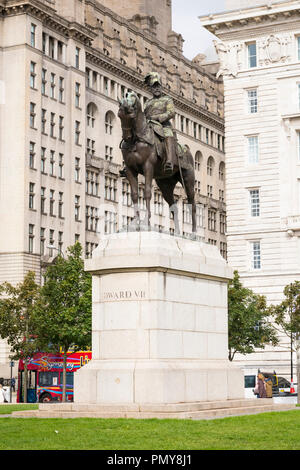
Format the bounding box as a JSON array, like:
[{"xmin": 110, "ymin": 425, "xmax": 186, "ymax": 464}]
[{"xmin": 62, "ymin": 351, "xmax": 67, "ymax": 403}]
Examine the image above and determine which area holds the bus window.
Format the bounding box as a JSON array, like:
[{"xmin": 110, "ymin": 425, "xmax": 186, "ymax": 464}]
[
  {"xmin": 38, "ymin": 371, "xmax": 59, "ymax": 387},
  {"xmin": 244, "ymin": 375, "xmax": 256, "ymax": 388},
  {"xmin": 59, "ymin": 372, "xmax": 74, "ymax": 386}
]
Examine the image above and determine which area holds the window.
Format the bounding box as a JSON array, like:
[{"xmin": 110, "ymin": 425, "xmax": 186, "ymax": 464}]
[
  {"xmin": 50, "ymin": 190, "xmax": 55, "ymax": 216},
  {"xmin": 30, "ymin": 62, "xmax": 36, "ymax": 89},
  {"xmin": 207, "ymin": 185, "xmax": 213, "ymax": 198},
  {"xmin": 28, "ymin": 224, "xmax": 34, "ymax": 253},
  {"xmin": 49, "ymin": 37, "xmax": 55, "ymax": 59},
  {"xmin": 196, "ymin": 205, "xmax": 204, "ymax": 228},
  {"xmin": 59, "ymin": 77, "xmax": 64, "ymax": 103},
  {"xmin": 87, "ymin": 103, "xmax": 96, "ymax": 127},
  {"xmin": 105, "ymin": 211, "xmax": 117, "ymax": 234},
  {"xmin": 247, "ymin": 136, "xmax": 259, "ymax": 164},
  {"xmin": 105, "ymin": 112, "xmax": 114, "ymax": 134},
  {"xmin": 57, "ymin": 41, "xmax": 64, "ymax": 62},
  {"xmin": 49, "ymin": 230, "xmax": 55, "ymax": 256},
  {"xmin": 87, "ymin": 139, "xmax": 95, "ymax": 157},
  {"xmin": 219, "ymin": 162, "xmax": 225, "ymax": 181},
  {"xmin": 42, "ymin": 69, "xmax": 47, "ymax": 95},
  {"xmin": 50, "ymin": 113, "xmax": 55, "ymax": 138},
  {"xmin": 58, "ymin": 231, "xmax": 63, "ymax": 254},
  {"xmin": 30, "ymin": 24, "xmax": 36, "ymax": 48},
  {"xmin": 183, "ymin": 203, "xmax": 192, "ymax": 224},
  {"xmin": 29, "ymin": 183, "xmax": 35, "ymax": 209},
  {"xmin": 59, "ymin": 116, "xmax": 64, "ymax": 141},
  {"xmin": 247, "ymin": 89, "xmax": 258, "ymax": 114},
  {"xmin": 195, "ymin": 151, "xmax": 202, "ymax": 172},
  {"xmin": 42, "ymin": 32, "xmax": 47, "ymax": 54},
  {"xmin": 208, "ymin": 209, "xmax": 216, "ymax": 231},
  {"xmin": 122, "ymin": 181, "xmax": 132, "ymax": 206},
  {"xmin": 59, "ymin": 153, "xmax": 64, "ymax": 179},
  {"xmin": 75, "ymin": 158, "xmax": 81, "ymax": 182},
  {"xmin": 75, "ymin": 195, "xmax": 80, "ymax": 221},
  {"xmin": 86, "ymin": 206, "xmax": 99, "ymax": 232},
  {"xmin": 251, "ymin": 241, "xmax": 261, "ymax": 270},
  {"xmin": 50, "ymin": 150, "xmax": 55, "ymax": 176},
  {"xmin": 220, "ymin": 213, "xmax": 226, "ymax": 234},
  {"xmin": 105, "ymin": 146, "xmax": 113, "ymax": 162},
  {"xmin": 41, "ymin": 109, "xmax": 47, "ymax": 134},
  {"xmin": 248, "ymin": 43, "xmax": 257, "ymax": 68},
  {"xmin": 41, "ymin": 148, "xmax": 46, "ymax": 173},
  {"xmin": 219, "ymin": 189, "xmax": 225, "ymax": 202},
  {"xmin": 154, "ymin": 192, "xmax": 163, "ymax": 216},
  {"xmin": 249, "ymin": 189, "xmax": 260, "ymax": 217},
  {"xmin": 29, "ymin": 142, "xmax": 35, "ymax": 169},
  {"xmin": 75, "ymin": 82, "xmax": 81, "ymax": 108},
  {"xmin": 30, "ymin": 102, "xmax": 36, "ymax": 128},
  {"xmin": 220, "ymin": 242, "xmax": 227, "ymax": 260},
  {"xmin": 75, "ymin": 47, "xmax": 80, "ymax": 68},
  {"xmin": 75, "ymin": 121, "xmax": 80, "ymax": 145},
  {"xmin": 207, "ymin": 156, "xmax": 214, "ymax": 176},
  {"xmin": 50, "ymin": 73, "xmax": 55, "ymax": 99},
  {"xmin": 85, "ymin": 170, "xmax": 99, "ymax": 197},
  {"xmin": 105, "ymin": 176, "xmax": 117, "ymax": 201},
  {"xmin": 40, "ymin": 228, "xmax": 45, "ymax": 255},
  {"xmin": 41, "ymin": 187, "xmax": 46, "ymax": 214},
  {"xmin": 58, "ymin": 192, "xmax": 63, "ymax": 218}
]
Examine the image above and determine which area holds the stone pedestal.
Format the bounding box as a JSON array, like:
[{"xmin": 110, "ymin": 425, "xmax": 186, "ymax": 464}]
[{"xmin": 74, "ymin": 231, "xmax": 244, "ymax": 404}]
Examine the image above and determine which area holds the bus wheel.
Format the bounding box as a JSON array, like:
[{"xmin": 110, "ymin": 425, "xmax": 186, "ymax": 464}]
[{"xmin": 39, "ymin": 393, "xmax": 52, "ymax": 403}]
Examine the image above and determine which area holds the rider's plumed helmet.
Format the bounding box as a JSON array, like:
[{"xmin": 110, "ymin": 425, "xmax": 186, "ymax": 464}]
[{"xmin": 144, "ymin": 72, "xmax": 162, "ymax": 88}]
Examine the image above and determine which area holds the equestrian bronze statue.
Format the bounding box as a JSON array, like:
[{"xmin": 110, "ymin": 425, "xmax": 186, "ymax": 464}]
[{"xmin": 118, "ymin": 72, "xmax": 196, "ymax": 233}]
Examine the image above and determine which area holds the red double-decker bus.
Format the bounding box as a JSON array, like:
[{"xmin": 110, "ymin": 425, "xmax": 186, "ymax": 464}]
[{"xmin": 17, "ymin": 351, "xmax": 92, "ymax": 403}]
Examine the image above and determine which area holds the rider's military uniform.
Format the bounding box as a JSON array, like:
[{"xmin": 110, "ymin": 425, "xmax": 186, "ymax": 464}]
[{"xmin": 144, "ymin": 95, "xmax": 175, "ymax": 138}]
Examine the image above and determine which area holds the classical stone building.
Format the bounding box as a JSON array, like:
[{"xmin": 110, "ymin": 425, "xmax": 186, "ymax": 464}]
[
  {"xmin": 0, "ymin": 0, "xmax": 226, "ymax": 375},
  {"xmin": 201, "ymin": 0, "xmax": 300, "ymax": 377}
]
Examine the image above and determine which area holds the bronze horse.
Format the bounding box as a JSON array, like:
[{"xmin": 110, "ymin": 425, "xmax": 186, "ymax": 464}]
[{"xmin": 118, "ymin": 91, "xmax": 196, "ymax": 233}]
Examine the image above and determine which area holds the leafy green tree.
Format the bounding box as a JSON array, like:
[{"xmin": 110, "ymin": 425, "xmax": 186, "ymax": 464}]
[
  {"xmin": 34, "ymin": 243, "xmax": 92, "ymax": 402},
  {"xmin": 228, "ymin": 271, "xmax": 278, "ymax": 362},
  {"xmin": 270, "ymin": 281, "xmax": 300, "ymax": 404},
  {"xmin": 0, "ymin": 272, "xmax": 40, "ymax": 403}
]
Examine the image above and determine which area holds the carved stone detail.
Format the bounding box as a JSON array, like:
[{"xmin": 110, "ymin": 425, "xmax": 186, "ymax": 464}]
[
  {"xmin": 213, "ymin": 40, "xmax": 243, "ymax": 78},
  {"xmin": 259, "ymin": 34, "xmax": 293, "ymax": 66}
]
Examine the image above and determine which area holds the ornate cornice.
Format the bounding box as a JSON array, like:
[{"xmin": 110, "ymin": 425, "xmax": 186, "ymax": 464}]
[
  {"xmin": 1, "ymin": 0, "xmax": 96, "ymax": 45},
  {"xmin": 86, "ymin": 47, "xmax": 224, "ymax": 131},
  {"xmin": 200, "ymin": 1, "xmax": 300, "ymax": 38}
]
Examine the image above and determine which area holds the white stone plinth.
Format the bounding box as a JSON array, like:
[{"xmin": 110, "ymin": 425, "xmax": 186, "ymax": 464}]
[{"xmin": 75, "ymin": 231, "xmax": 244, "ymax": 404}]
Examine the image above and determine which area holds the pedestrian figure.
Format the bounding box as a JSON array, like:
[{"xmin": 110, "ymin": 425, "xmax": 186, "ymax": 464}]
[
  {"xmin": 265, "ymin": 376, "xmax": 273, "ymax": 398},
  {"xmin": 256, "ymin": 373, "xmax": 267, "ymax": 398}
]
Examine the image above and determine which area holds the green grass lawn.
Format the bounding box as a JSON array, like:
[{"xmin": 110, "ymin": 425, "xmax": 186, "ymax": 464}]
[
  {"xmin": 0, "ymin": 404, "xmax": 38, "ymax": 415},
  {"xmin": 0, "ymin": 409, "xmax": 300, "ymax": 450}
]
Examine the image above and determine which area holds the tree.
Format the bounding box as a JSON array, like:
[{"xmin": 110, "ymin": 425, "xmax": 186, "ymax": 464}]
[
  {"xmin": 270, "ymin": 281, "xmax": 300, "ymax": 404},
  {"xmin": 34, "ymin": 243, "xmax": 92, "ymax": 402},
  {"xmin": 228, "ymin": 271, "xmax": 278, "ymax": 362},
  {"xmin": 0, "ymin": 272, "xmax": 40, "ymax": 403}
]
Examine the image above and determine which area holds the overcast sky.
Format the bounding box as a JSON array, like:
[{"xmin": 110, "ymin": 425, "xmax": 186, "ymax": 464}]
[{"xmin": 172, "ymin": 0, "xmax": 226, "ymax": 61}]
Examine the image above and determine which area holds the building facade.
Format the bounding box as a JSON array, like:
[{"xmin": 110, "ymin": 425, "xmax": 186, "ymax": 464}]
[
  {"xmin": 201, "ymin": 0, "xmax": 300, "ymax": 377},
  {"xmin": 0, "ymin": 0, "xmax": 226, "ymax": 375}
]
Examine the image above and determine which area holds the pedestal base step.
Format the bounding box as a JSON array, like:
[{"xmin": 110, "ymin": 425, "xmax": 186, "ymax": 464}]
[{"xmin": 12, "ymin": 399, "xmax": 296, "ymax": 420}]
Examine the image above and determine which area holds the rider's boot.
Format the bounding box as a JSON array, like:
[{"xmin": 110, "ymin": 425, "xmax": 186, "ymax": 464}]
[{"xmin": 164, "ymin": 137, "xmax": 175, "ymax": 175}]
